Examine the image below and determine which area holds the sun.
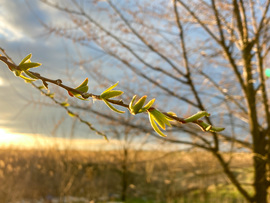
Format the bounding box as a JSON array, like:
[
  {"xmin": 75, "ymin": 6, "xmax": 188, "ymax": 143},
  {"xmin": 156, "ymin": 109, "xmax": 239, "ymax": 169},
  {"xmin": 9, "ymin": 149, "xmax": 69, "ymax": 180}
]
[
  {"xmin": 0, "ymin": 77, "xmax": 4, "ymax": 86},
  {"xmin": 0, "ymin": 128, "xmax": 31, "ymax": 147}
]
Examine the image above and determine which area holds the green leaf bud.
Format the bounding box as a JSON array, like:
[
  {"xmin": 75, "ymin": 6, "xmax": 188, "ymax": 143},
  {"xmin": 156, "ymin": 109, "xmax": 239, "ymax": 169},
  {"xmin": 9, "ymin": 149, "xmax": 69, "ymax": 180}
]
[
  {"xmin": 67, "ymin": 111, "xmax": 76, "ymax": 117},
  {"xmin": 60, "ymin": 102, "xmax": 70, "ymax": 107},
  {"xmin": 19, "ymin": 74, "xmax": 36, "ymax": 82},
  {"xmin": 149, "ymin": 113, "xmax": 167, "ymax": 137},
  {"xmin": 184, "ymin": 111, "xmax": 210, "ymax": 122},
  {"xmin": 75, "ymin": 78, "xmax": 88, "ymax": 89},
  {"xmin": 100, "ymin": 90, "xmax": 123, "ymax": 99},
  {"xmin": 24, "ymin": 70, "xmax": 38, "ymax": 79},
  {"xmin": 19, "ymin": 62, "xmax": 42, "ymax": 71},
  {"xmin": 103, "ymin": 82, "xmax": 119, "ymax": 93},
  {"xmin": 129, "ymin": 95, "xmax": 147, "ymax": 115},
  {"xmin": 75, "ymin": 85, "xmax": 89, "ymax": 94},
  {"xmin": 19, "ymin": 54, "xmax": 32, "ymax": 66},
  {"xmin": 149, "ymin": 109, "xmax": 171, "ymax": 130},
  {"xmin": 139, "ymin": 98, "xmax": 155, "ymax": 112},
  {"xmin": 129, "ymin": 95, "xmax": 155, "ymax": 115},
  {"xmin": 166, "ymin": 111, "xmax": 177, "ymax": 121}
]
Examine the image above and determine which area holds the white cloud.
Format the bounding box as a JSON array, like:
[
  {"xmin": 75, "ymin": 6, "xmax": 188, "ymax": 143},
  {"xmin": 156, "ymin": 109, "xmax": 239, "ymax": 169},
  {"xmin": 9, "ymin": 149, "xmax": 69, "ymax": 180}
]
[{"xmin": 0, "ymin": 16, "xmax": 25, "ymax": 41}]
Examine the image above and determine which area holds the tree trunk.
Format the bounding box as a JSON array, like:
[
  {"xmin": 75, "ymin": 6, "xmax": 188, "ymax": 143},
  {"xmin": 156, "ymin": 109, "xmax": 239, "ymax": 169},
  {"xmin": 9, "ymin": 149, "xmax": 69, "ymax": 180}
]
[
  {"xmin": 243, "ymin": 43, "xmax": 268, "ymax": 203},
  {"xmin": 252, "ymin": 131, "xmax": 267, "ymax": 203}
]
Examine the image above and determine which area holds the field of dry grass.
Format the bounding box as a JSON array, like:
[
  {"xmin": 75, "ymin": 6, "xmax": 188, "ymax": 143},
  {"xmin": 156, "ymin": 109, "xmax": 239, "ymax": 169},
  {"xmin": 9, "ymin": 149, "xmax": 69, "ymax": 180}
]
[{"xmin": 0, "ymin": 147, "xmax": 253, "ymax": 203}]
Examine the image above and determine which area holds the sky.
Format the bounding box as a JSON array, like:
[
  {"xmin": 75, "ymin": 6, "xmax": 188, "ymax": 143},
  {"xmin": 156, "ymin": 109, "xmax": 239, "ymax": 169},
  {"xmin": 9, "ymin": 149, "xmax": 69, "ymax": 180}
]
[
  {"xmin": 0, "ymin": 0, "xmax": 115, "ymax": 149},
  {"xmin": 0, "ymin": 0, "xmax": 242, "ymax": 151},
  {"xmin": 0, "ymin": 0, "xmax": 183, "ymax": 151}
]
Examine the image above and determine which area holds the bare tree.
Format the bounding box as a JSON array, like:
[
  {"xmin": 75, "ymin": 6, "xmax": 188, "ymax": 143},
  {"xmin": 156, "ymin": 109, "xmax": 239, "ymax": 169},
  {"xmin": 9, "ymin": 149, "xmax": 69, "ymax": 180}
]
[{"xmin": 1, "ymin": 0, "xmax": 270, "ymax": 202}]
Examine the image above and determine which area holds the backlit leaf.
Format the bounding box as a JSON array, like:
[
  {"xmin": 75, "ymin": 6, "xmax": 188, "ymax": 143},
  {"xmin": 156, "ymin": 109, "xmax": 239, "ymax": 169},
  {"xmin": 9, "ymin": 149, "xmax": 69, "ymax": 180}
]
[
  {"xmin": 19, "ymin": 54, "xmax": 32, "ymax": 66},
  {"xmin": 24, "ymin": 70, "xmax": 38, "ymax": 79},
  {"xmin": 19, "ymin": 62, "xmax": 41, "ymax": 71},
  {"xmin": 103, "ymin": 99, "xmax": 125, "ymax": 114},
  {"xmin": 101, "ymin": 90, "xmax": 123, "ymax": 99},
  {"xmin": 184, "ymin": 111, "xmax": 210, "ymax": 122},
  {"xmin": 149, "ymin": 113, "xmax": 167, "ymax": 137},
  {"xmin": 19, "ymin": 74, "xmax": 36, "ymax": 82},
  {"xmin": 102, "ymin": 82, "xmax": 119, "ymax": 93},
  {"xmin": 60, "ymin": 102, "xmax": 70, "ymax": 107},
  {"xmin": 75, "ymin": 78, "xmax": 88, "ymax": 90},
  {"xmin": 139, "ymin": 98, "xmax": 155, "ymax": 112}
]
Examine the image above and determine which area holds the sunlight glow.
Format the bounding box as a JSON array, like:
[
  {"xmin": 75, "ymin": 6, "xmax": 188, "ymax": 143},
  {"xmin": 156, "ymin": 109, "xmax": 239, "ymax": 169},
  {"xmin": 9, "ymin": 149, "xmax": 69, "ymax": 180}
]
[
  {"xmin": 0, "ymin": 128, "xmax": 34, "ymax": 148},
  {"xmin": 0, "ymin": 128, "xmax": 122, "ymax": 150},
  {"xmin": 0, "ymin": 77, "xmax": 5, "ymax": 86}
]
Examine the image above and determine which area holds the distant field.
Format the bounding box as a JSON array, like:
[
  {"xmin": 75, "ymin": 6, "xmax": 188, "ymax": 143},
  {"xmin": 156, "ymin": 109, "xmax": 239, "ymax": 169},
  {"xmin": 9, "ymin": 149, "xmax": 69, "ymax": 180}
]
[{"xmin": 0, "ymin": 148, "xmax": 253, "ymax": 203}]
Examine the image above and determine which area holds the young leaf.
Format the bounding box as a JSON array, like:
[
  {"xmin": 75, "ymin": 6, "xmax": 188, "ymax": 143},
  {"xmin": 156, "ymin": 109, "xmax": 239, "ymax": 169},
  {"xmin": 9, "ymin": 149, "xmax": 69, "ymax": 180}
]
[
  {"xmin": 13, "ymin": 70, "xmax": 22, "ymax": 77},
  {"xmin": 75, "ymin": 78, "xmax": 88, "ymax": 90},
  {"xmin": 129, "ymin": 95, "xmax": 137, "ymax": 109},
  {"xmin": 102, "ymin": 99, "xmax": 125, "ymax": 114},
  {"xmin": 19, "ymin": 62, "xmax": 42, "ymax": 71},
  {"xmin": 48, "ymin": 93, "xmax": 55, "ymax": 98},
  {"xmin": 210, "ymin": 126, "xmax": 225, "ymax": 132},
  {"xmin": 74, "ymin": 94, "xmax": 89, "ymax": 101},
  {"xmin": 184, "ymin": 111, "xmax": 210, "ymax": 122},
  {"xmin": 133, "ymin": 95, "xmax": 147, "ymax": 110},
  {"xmin": 100, "ymin": 82, "xmax": 123, "ymax": 100},
  {"xmin": 139, "ymin": 98, "xmax": 155, "ymax": 112},
  {"xmin": 100, "ymin": 90, "xmax": 123, "ymax": 99},
  {"xmin": 75, "ymin": 85, "xmax": 89, "ymax": 94},
  {"xmin": 67, "ymin": 111, "xmax": 76, "ymax": 117},
  {"xmin": 197, "ymin": 121, "xmax": 225, "ymax": 132},
  {"xmin": 166, "ymin": 112, "xmax": 177, "ymax": 121},
  {"xmin": 19, "ymin": 54, "xmax": 32, "ymax": 66},
  {"xmin": 205, "ymin": 125, "xmax": 212, "ymax": 131},
  {"xmin": 129, "ymin": 95, "xmax": 147, "ymax": 115},
  {"xmin": 68, "ymin": 78, "xmax": 89, "ymax": 98},
  {"xmin": 24, "ymin": 70, "xmax": 38, "ymax": 79},
  {"xmin": 102, "ymin": 82, "xmax": 119, "ymax": 93},
  {"xmin": 129, "ymin": 95, "xmax": 155, "ymax": 115},
  {"xmin": 149, "ymin": 113, "xmax": 167, "ymax": 137},
  {"xmin": 149, "ymin": 109, "xmax": 171, "ymax": 130},
  {"xmin": 19, "ymin": 74, "xmax": 37, "ymax": 82},
  {"xmin": 60, "ymin": 102, "xmax": 70, "ymax": 107}
]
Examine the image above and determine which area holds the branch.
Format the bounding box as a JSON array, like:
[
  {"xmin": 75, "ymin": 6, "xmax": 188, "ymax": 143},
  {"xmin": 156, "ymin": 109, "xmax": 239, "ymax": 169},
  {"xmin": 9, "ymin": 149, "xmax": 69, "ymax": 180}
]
[
  {"xmin": 174, "ymin": 0, "xmax": 220, "ymax": 150},
  {"xmin": 0, "ymin": 50, "xmax": 107, "ymax": 140},
  {"xmin": 0, "ymin": 51, "xmax": 225, "ymax": 138}
]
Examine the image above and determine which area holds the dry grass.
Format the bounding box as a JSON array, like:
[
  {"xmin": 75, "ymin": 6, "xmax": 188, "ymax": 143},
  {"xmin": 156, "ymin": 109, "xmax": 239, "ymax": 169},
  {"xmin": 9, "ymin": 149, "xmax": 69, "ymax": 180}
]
[{"xmin": 0, "ymin": 147, "xmax": 253, "ymax": 203}]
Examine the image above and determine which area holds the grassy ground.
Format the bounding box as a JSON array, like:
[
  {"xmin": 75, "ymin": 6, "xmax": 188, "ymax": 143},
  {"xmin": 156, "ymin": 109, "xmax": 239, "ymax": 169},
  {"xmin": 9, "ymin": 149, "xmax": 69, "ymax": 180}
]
[{"xmin": 0, "ymin": 148, "xmax": 253, "ymax": 203}]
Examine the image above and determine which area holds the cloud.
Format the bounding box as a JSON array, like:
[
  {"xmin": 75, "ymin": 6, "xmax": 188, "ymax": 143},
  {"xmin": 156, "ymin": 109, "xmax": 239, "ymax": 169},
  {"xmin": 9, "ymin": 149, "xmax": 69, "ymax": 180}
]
[{"xmin": 0, "ymin": 1, "xmax": 35, "ymax": 41}]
